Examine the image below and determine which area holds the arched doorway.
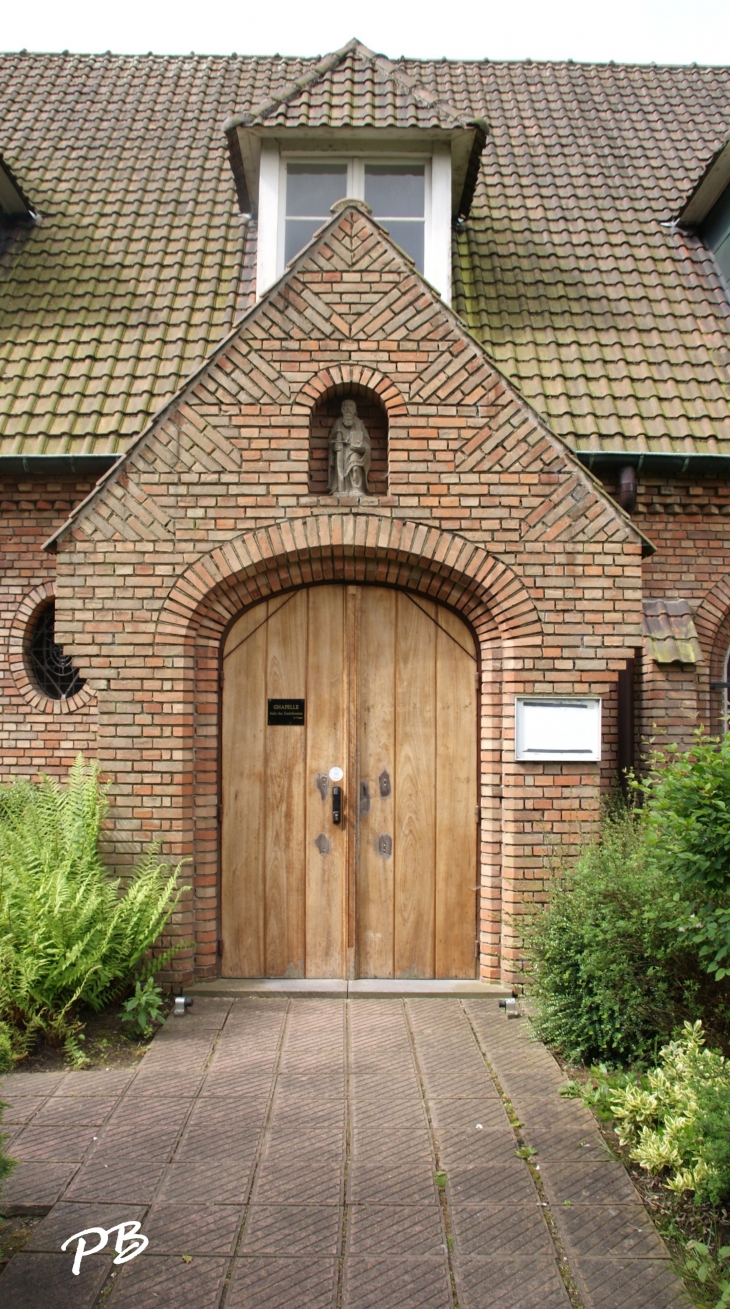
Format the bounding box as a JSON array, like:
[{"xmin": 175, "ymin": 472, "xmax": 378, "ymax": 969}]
[{"xmin": 220, "ymin": 584, "xmax": 478, "ymax": 979}]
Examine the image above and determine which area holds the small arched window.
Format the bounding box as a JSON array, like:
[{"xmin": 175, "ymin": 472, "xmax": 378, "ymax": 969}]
[{"xmin": 26, "ymin": 602, "xmax": 85, "ymax": 700}]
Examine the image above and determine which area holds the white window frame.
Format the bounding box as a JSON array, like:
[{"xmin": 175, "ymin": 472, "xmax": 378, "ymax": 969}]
[{"xmin": 256, "ymin": 144, "xmax": 452, "ymax": 304}]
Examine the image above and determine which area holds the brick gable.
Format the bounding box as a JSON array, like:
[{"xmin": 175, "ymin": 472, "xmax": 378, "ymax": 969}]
[{"xmin": 32, "ymin": 205, "xmax": 647, "ymax": 983}]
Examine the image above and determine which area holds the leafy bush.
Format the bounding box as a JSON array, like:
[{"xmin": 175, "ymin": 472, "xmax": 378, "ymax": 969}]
[
  {"xmin": 0, "ymin": 755, "xmax": 185, "ymax": 1057},
  {"xmin": 0, "ymin": 1022, "xmax": 14, "ymax": 1073},
  {"xmin": 584, "ymin": 1022, "xmax": 730, "ymax": 1207},
  {"xmin": 526, "ymin": 809, "xmax": 719, "ymax": 1066},
  {"xmin": 121, "ymin": 978, "xmax": 165, "ymax": 1039},
  {"xmin": 0, "ymin": 1101, "xmax": 16, "ymax": 1187},
  {"xmin": 641, "ymin": 732, "xmax": 730, "ymax": 980}
]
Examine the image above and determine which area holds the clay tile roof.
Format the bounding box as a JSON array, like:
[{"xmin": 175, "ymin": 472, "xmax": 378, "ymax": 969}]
[
  {"xmin": 1, "ymin": 48, "xmax": 730, "ymax": 458},
  {"xmin": 225, "ymin": 39, "xmax": 470, "ymax": 132},
  {"xmin": 642, "ymin": 598, "xmax": 703, "ymax": 664}
]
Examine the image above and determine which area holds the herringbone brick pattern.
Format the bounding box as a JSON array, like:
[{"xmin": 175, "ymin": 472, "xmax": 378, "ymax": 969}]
[{"xmin": 0, "ymin": 997, "xmax": 693, "ymax": 1309}]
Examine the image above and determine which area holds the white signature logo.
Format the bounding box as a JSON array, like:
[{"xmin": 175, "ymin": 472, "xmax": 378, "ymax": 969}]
[{"xmin": 61, "ymin": 1221, "xmax": 149, "ymax": 1275}]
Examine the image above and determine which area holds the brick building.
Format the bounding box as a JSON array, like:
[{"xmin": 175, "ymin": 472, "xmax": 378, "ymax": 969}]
[{"xmin": 1, "ymin": 41, "xmax": 729, "ymax": 984}]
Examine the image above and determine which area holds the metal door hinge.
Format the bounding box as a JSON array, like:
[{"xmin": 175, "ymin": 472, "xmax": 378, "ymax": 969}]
[
  {"xmin": 475, "ymin": 938, "xmax": 480, "ymax": 958},
  {"xmin": 217, "ymin": 939, "xmax": 223, "ymax": 957}
]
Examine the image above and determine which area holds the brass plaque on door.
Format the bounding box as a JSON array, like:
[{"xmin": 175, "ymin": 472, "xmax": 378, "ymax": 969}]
[{"xmin": 268, "ymin": 698, "xmax": 305, "ymax": 725}]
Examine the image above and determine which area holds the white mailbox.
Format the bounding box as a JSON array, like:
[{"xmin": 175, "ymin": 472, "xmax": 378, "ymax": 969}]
[{"xmin": 515, "ymin": 696, "xmax": 602, "ymax": 762}]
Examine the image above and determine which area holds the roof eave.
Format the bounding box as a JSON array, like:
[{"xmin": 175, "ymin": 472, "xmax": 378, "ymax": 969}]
[
  {"xmin": 0, "ymin": 453, "xmax": 119, "ymax": 476},
  {"xmin": 677, "ymin": 134, "xmax": 730, "ymax": 227}
]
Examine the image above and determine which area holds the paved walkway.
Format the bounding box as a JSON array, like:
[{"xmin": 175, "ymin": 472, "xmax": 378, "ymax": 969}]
[{"xmin": 0, "ymin": 998, "xmax": 690, "ymax": 1309}]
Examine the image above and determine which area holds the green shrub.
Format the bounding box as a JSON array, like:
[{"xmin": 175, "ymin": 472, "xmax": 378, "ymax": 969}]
[
  {"xmin": 0, "ymin": 1100, "xmax": 16, "ymax": 1187},
  {"xmin": 591, "ymin": 1022, "xmax": 730, "ymax": 1206},
  {"xmin": 0, "ymin": 1022, "xmax": 14, "ymax": 1073},
  {"xmin": 526, "ymin": 809, "xmax": 715, "ymax": 1066},
  {"xmin": 0, "ymin": 755, "xmax": 185, "ymax": 1057},
  {"xmin": 641, "ymin": 732, "xmax": 730, "ymax": 980}
]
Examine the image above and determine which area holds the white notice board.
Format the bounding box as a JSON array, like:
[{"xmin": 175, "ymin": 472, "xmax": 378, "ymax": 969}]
[{"xmin": 515, "ymin": 696, "xmax": 602, "ymax": 762}]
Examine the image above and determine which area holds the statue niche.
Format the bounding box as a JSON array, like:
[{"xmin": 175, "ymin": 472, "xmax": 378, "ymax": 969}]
[{"xmin": 327, "ymin": 399, "xmax": 371, "ymax": 497}]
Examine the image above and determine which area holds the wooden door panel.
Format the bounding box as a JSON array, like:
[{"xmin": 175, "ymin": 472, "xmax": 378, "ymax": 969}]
[
  {"xmin": 304, "ymin": 586, "xmax": 347, "ymax": 978},
  {"xmin": 435, "ymin": 606, "xmax": 478, "ymax": 977},
  {"xmin": 357, "ymin": 587, "xmax": 396, "ymax": 978},
  {"xmin": 394, "ymin": 593, "xmax": 437, "ymax": 979},
  {"xmin": 221, "ymin": 603, "xmax": 269, "ymax": 977},
  {"xmin": 264, "ymin": 592, "xmax": 308, "ymax": 976}
]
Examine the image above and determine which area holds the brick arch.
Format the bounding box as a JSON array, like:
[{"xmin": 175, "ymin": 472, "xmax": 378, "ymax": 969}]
[
  {"xmin": 696, "ymin": 574, "xmax": 730, "ymax": 656},
  {"xmin": 155, "ymin": 515, "xmax": 542, "ymax": 652},
  {"xmin": 293, "ymin": 364, "xmax": 409, "ymax": 418},
  {"xmin": 696, "ymin": 577, "xmax": 730, "ymax": 734},
  {"xmin": 153, "ymin": 515, "xmax": 540, "ymax": 982}
]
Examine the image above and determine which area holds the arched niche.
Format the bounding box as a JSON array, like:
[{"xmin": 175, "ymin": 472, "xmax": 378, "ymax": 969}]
[{"xmin": 308, "ymin": 383, "xmax": 388, "ymax": 496}]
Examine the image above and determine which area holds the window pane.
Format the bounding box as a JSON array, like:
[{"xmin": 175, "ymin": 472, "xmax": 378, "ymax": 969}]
[
  {"xmin": 286, "ymin": 164, "xmax": 348, "ymax": 217},
  {"xmin": 285, "ymin": 217, "xmax": 330, "ymax": 265},
  {"xmin": 364, "ymin": 165, "xmax": 425, "ymax": 218},
  {"xmin": 377, "ymin": 219, "xmax": 424, "ymax": 271}
]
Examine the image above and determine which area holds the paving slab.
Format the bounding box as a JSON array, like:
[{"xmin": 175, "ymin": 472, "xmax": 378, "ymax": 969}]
[
  {"xmin": 142, "ymin": 1201, "xmax": 242, "ymax": 1255},
  {"xmin": 343, "ymin": 1255, "xmax": 454, "ymax": 1308},
  {"xmin": 0, "ymin": 995, "xmax": 694, "ymax": 1309},
  {"xmin": 25, "ymin": 1201, "xmax": 147, "ymax": 1252},
  {"xmin": 0, "ymin": 1252, "xmax": 112, "ymax": 1309},
  {"xmin": 106, "ymin": 1253, "xmax": 229, "ymax": 1308},
  {"xmin": 226, "ymin": 1256, "xmax": 339, "ymax": 1308}
]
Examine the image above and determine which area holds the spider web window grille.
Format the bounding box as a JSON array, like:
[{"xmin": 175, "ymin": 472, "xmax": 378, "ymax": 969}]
[{"xmin": 27, "ymin": 603, "xmax": 85, "ymax": 700}]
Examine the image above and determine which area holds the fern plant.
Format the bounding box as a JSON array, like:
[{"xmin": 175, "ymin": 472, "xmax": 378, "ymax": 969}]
[
  {"xmin": 0, "ymin": 755, "xmax": 185, "ymax": 1056},
  {"xmin": 0, "ymin": 1100, "xmax": 16, "ymax": 1187}
]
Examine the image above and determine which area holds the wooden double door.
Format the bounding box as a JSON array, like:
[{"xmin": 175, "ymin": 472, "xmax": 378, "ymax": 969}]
[{"xmin": 221, "ymin": 585, "xmax": 477, "ymax": 979}]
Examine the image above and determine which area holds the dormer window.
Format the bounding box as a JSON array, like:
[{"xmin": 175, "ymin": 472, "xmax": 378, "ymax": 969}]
[
  {"xmin": 222, "ymin": 38, "xmax": 488, "ymax": 308},
  {"xmin": 256, "ymin": 147, "xmax": 448, "ymax": 302},
  {"xmin": 284, "ymin": 159, "xmax": 427, "ymax": 270}
]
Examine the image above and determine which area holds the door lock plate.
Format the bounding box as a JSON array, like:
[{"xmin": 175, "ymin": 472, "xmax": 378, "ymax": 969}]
[
  {"xmin": 314, "ymin": 833, "xmax": 331, "ymax": 855},
  {"xmin": 359, "ymin": 781, "xmax": 371, "ymax": 815},
  {"xmin": 378, "ymin": 769, "xmax": 391, "ymax": 798},
  {"xmin": 376, "ymin": 832, "xmax": 393, "ymax": 858},
  {"xmin": 315, "ymin": 773, "xmax": 330, "ymax": 801}
]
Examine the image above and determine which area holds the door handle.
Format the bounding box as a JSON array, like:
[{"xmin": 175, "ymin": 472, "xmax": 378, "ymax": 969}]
[{"xmin": 332, "ymin": 786, "xmax": 342, "ymax": 825}]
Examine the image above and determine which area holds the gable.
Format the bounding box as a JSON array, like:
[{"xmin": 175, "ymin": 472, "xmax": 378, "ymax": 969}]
[{"xmin": 45, "ymin": 204, "xmax": 645, "ymax": 558}]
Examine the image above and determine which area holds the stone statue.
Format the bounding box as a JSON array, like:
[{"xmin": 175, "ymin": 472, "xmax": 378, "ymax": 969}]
[{"xmin": 327, "ymin": 399, "xmax": 371, "ymax": 496}]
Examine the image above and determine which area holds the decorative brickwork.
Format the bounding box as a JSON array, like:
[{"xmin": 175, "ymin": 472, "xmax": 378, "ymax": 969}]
[
  {"xmin": 37, "ymin": 209, "xmax": 645, "ymax": 983},
  {"xmin": 0, "ymin": 476, "xmax": 97, "ymax": 779}
]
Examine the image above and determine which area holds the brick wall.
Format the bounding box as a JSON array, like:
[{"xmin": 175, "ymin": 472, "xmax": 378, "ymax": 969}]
[
  {"xmin": 0, "ymin": 474, "xmax": 97, "ymax": 779},
  {"xmin": 35, "ymin": 209, "xmax": 644, "ymax": 983},
  {"xmin": 599, "ymin": 472, "xmax": 730, "ymax": 751}
]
